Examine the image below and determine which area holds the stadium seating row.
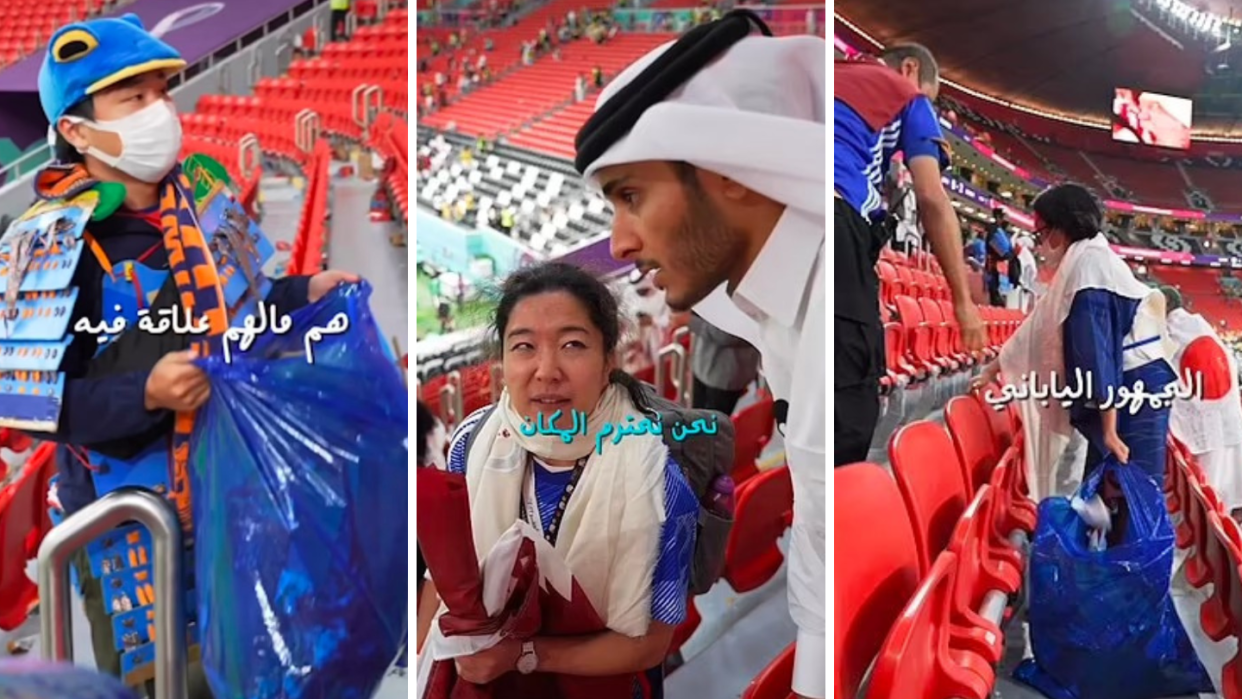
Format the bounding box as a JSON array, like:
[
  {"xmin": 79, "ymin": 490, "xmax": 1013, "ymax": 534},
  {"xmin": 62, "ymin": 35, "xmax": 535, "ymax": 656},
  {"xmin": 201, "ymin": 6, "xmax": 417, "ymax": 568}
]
[
  {"xmin": 423, "ymin": 32, "xmax": 671, "ymax": 146},
  {"xmin": 945, "ymin": 90, "xmax": 1242, "ymax": 221},
  {"xmin": 831, "ymin": 379, "xmax": 1242, "ymax": 699},
  {"xmin": 184, "ymin": 9, "xmax": 408, "ymax": 170},
  {"xmin": 0, "ymin": 0, "xmax": 109, "ymax": 66},
  {"xmin": 289, "ymin": 138, "xmax": 332, "ymax": 276},
  {"xmin": 1165, "ymin": 438, "xmax": 1242, "ymax": 697},
  {"xmin": 837, "ymin": 390, "xmax": 1032, "ymax": 699},
  {"xmin": 875, "ymin": 248, "xmax": 1024, "ymax": 392},
  {"xmin": 371, "ymin": 111, "xmax": 410, "ymax": 220}
]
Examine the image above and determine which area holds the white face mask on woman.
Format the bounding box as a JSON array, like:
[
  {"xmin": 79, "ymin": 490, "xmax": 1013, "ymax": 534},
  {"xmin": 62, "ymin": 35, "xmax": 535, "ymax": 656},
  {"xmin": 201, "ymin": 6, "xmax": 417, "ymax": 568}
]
[{"xmin": 64, "ymin": 100, "xmax": 182, "ymax": 184}]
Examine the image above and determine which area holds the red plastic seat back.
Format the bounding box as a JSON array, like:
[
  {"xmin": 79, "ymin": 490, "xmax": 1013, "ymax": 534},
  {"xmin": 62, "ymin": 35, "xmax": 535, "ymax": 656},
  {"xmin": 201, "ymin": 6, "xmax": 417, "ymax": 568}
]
[
  {"xmin": 723, "ymin": 465, "xmax": 793, "ymax": 593},
  {"xmin": 884, "ymin": 323, "xmax": 905, "ymax": 374},
  {"xmin": 731, "ymin": 395, "xmax": 775, "ymax": 484},
  {"xmin": 877, "ymin": 260, "xmax": 899, "ymax": 312},
  {"xmin": 945, "ymin": 396, "xmax": 1001, "ymax": 492},
  {"xmin": 889, "ymin": 421, "xmax": 970, "ymax": 573},
  {"xmin": 918, "ymin": 297, "xmax": 950, "ymax": 357},
  {"xmin": 1215, "ymin": 519, "xmax": 1242, "ymax": 645},
  {"xmin": 974, "ymin": 384, "xmax": 1016, "ymax": 450},
  {"xmin": 866, "ymin": 551, "xmax": 992, "ymax": 699},
  {"xmin": 833, "ymin": 463, "xmax": 920, "ymax": 699},
  {"xmin": 894, "ymin": 295, "xmax": 932, "ymax": 362},
  {"xmin": 0, "ymin": 445, "xmax": 54, "ymax": 631},
  {"xmin": 742, "ymin": 643, "xmax": 796, "ymax": 699}
]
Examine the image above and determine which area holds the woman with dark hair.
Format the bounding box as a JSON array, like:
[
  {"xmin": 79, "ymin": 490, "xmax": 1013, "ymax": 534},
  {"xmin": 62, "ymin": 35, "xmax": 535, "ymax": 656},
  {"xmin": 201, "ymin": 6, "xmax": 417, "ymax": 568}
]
[
  {"xmin": 973, "ymin": 182, "xmax": 1177, "ymax": 497},
  {"xmin": 415, "ymin": 262, "xmax": 698, "ymax": 696},
  {"xmin": 972, "ymin": 183, "xmax": 1211, "ymax": 696}
]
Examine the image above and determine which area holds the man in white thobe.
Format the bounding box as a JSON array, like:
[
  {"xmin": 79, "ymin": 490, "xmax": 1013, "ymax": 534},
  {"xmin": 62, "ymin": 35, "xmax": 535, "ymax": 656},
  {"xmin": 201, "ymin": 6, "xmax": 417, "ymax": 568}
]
[{"xmin": 572, "ymin": 15, "xmax": 826, "ymax": 697}]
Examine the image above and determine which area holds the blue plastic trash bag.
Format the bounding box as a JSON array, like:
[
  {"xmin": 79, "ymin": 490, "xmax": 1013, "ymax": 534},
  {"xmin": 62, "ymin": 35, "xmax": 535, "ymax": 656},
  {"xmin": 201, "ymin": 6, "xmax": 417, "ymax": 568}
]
[
  {"xmin": 1013, "ymin": 459, "xmax": 1212, "ymax": 699},
  {"xmin": 191, "ymin": 281, "xmax": 408, "ymax": 699},
  {"xmin": 0, "ymin": 659, "xmax": 139, "ymax": 698}
]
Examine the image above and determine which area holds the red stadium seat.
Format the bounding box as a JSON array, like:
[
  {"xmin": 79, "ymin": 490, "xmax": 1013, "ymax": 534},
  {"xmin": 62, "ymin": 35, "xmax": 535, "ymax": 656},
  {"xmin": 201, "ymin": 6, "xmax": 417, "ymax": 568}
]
[
  {"xmin": 945, "ymin": 485, "xmax": 1022, "ymax": 665},
  {"xmin": 730, "ymin": 395, "xmax": 775, "ymax": 484},
  {"xmin": 723, "ymin": 466, "xmax": 793, "ymax": 593},
  {"xmin": 865, "ymin": 551, "xmax": 994, "ymax": 699},
  {"xmin": 741, "ymin": 643, "xmax": 795, "ymax": 699},
  {"xmin": 893, "ymin": 295, "xmax": 936, "ymax": 380},
  {"xmin": 833, "ymin": 463, "xmax": 920, "ymax": 699},
  {"xmin": 1200, "ymin": 497, "xmax": 1242, "ymax": 642},
  {"xmin": 973, "ymin": 383, "xmax": 1016, "ymax": 451},
  {"xmin": 987, "ymin": 453, "xmax": 1037, "ymax": 538},
  {"xmin": 889, "ymin": 421, "xmax": 970, "ymax": 574},
  {"xmin": 0, "ymin": 444, "xmax": 56, "ymax": 631},
  {"xmin": 944, "ymin": 395, "xmax": 1001, "ymax": 493}
]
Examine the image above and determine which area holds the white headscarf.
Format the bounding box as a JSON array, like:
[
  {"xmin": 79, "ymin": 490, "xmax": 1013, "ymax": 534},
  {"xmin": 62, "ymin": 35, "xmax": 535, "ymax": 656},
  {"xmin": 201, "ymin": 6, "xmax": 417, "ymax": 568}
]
[
  {"xmin": 583, "ymin": 34, "xmax": 827, "ymax": 218},
  {"xmin": 584, "ymin": 33, "xmax": 826, "ymax": 345}
]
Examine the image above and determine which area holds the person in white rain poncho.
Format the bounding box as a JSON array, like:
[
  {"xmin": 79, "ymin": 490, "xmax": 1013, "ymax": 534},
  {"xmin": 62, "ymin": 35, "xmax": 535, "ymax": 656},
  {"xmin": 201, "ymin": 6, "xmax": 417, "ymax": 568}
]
[
  {"xmin": 1161, "ymin": 286, "xmax": 1242, "ymax": 519},
  {"xmin": 573, "ymin": 10, "xmax": 826, "ymax": 698}
]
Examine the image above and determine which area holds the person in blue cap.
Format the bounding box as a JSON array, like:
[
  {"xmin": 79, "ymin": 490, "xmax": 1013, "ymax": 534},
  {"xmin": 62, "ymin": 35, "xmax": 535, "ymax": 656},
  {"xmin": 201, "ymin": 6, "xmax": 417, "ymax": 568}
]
[{"xmin": 20, "ymin": 13, "xmax": 357, "ymax": 698}]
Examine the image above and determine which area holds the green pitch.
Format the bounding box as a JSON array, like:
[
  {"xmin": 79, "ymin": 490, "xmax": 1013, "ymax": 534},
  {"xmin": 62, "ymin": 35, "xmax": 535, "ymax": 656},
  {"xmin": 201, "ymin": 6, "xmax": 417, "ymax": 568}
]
[{"xmin": 416, "ymin": 267, "xmax": 495, "ymax": 340}]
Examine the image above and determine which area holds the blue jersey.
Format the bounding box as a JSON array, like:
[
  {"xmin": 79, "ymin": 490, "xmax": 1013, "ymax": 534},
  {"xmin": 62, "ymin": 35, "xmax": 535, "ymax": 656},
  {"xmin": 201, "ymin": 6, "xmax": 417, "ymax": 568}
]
[
  {"xmin": 966, "ymin": 238, "xmax": 986, "ymax": 266},
  {"xmin": 988, "ymin": 226, "xmax": 1014, "ymax": 259},
  {"xmin": 834, "ymin": 94, "xmax": 946, "ymax": 220}
]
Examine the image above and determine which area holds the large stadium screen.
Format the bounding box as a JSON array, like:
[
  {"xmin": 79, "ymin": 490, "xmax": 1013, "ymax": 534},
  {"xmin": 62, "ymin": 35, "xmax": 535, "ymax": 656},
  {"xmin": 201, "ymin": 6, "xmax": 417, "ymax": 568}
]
[{"xmin": 1112, "ymin": 88, "xmax": 1193, "ymax": 150}]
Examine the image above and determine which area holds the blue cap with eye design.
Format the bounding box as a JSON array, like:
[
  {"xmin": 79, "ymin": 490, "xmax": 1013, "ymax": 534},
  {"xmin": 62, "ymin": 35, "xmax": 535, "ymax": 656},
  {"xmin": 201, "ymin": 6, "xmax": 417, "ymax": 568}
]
[{"xmin": 37, "ymin": 13, "xmax": 185, "ymax": 124}]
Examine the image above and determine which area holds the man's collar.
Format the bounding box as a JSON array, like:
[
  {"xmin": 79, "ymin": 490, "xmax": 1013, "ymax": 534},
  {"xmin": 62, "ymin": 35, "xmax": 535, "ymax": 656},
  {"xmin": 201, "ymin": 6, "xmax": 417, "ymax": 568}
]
[{"xmin": 730, "ymin": 207, "xmax": 824, "ymax": 328}]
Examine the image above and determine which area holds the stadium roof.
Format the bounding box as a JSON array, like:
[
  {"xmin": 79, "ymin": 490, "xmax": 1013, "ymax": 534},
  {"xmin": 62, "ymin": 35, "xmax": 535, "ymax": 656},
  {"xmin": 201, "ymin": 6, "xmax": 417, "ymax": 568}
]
[{"xmin": 833, "ymin": 0, "xmax": 1242, "ymax": 135}]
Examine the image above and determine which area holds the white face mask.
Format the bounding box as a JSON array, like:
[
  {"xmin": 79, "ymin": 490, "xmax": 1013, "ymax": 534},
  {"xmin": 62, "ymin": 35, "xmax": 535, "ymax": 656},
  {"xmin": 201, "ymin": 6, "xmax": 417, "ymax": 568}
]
[{"xmin": 65, "ymin": 100, "xmax": 182, "ymax": 184}]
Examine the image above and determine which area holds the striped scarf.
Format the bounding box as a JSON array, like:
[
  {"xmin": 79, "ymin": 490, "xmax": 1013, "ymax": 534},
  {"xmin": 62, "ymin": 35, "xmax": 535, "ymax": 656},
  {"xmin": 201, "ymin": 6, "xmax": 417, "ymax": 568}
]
[{"xmin": 158, "ymin": 167, "xmax": 231, "ymax": 531}]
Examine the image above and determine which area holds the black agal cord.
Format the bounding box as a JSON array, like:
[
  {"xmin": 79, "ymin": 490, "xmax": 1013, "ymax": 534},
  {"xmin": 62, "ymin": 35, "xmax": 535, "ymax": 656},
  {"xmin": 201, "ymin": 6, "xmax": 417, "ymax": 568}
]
[{"xmin": 573, "ymin": 9, "xmax": 773, "ymax": 175}]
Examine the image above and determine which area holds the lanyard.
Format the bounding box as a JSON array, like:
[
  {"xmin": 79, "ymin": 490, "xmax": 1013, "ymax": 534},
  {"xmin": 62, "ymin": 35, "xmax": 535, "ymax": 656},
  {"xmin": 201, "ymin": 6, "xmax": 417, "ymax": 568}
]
[
  {"xmin": 520, "ymin": 454, "xmax": 587, "ymax": 547},
  {"xmin": 83, "ymin": 234, "xmax": 163, "ymax": 310}
]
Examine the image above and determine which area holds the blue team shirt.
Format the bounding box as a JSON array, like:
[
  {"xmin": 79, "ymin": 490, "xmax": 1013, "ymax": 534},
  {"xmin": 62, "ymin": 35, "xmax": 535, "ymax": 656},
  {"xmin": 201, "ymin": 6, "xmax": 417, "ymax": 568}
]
[
  {"xmin": 966, "ymin": 238, "xmax": 987, "ymax": 265},
  {"xmin": 834, "ymin": 94, "xmax": 946, "ymax": 220},
  {"xmin": 988, "ymin": 226, "xmax": 1014, "ymax": 258},
  {"xmin": 1063, "ymin": 288, "xmax": 1175, "ymax": 480}
]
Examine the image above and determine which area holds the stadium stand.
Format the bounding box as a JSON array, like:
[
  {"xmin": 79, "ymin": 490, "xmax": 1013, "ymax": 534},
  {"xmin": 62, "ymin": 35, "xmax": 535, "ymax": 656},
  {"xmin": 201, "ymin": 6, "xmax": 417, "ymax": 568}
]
[
  {"xmin": 417, "ymin": 127, "xmax": 611, "ymax": 253},
  {"xmin": 0, "ymin": 0, "xmax": 121, "ymax": 68},
  {"xmin": 422, "ymin": 32, "xmax": 672, "ymax": 142}
]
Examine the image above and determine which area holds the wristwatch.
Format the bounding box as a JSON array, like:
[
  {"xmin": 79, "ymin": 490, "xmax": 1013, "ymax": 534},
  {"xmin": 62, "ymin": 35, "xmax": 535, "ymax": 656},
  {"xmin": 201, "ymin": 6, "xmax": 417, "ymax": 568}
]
[{"xmin": 516, "ymin": 641, "xmax": 538, "ymax": 675}]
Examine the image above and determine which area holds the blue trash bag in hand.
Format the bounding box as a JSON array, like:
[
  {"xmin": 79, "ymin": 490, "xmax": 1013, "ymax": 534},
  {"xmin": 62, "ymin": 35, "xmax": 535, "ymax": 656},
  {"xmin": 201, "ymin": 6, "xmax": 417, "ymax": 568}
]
[
  {"xmin": 191, "ymin": 281, "xmax": 408, "ymax": 699},
  {"xmin": 1013, "ymin": 458, "xmax": 1212, "ymax": 699}
]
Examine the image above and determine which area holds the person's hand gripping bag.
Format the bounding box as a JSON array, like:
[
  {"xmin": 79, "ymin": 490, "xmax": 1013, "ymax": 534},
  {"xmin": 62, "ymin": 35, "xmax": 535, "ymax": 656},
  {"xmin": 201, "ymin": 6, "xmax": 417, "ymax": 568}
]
[{"xmin": 190, "ymin": 281, "xmax": 408, "ymax": 699}]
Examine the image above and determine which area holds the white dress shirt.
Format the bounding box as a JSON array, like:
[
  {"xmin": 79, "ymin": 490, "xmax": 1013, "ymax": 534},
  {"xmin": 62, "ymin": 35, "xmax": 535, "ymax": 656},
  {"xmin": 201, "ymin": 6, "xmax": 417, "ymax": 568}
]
[{"xmin": 694, "ymin": 206, "xmax": 827, "ymax": 696}]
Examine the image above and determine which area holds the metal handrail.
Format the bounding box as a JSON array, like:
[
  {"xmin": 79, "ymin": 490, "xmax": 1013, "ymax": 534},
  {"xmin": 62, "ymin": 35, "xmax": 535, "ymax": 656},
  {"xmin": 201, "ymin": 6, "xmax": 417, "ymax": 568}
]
[{"xmin": 37, "ymin": 489, "xmax": 187, "ymax": 699}]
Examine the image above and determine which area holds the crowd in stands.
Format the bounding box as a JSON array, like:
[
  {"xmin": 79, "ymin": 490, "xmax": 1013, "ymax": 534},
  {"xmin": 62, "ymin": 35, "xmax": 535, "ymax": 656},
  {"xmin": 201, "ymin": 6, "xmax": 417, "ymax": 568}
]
[
  {"xmin": 938, "ymin": 92, "xmax": 1242, "ymax": 224},
  {"xmin": 416, "ymin": 6, "xmax": 627, "ymax": 116},
  {"xmin": 417, "ymin": 130, "xmax": 610, "ymax": 254}
]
